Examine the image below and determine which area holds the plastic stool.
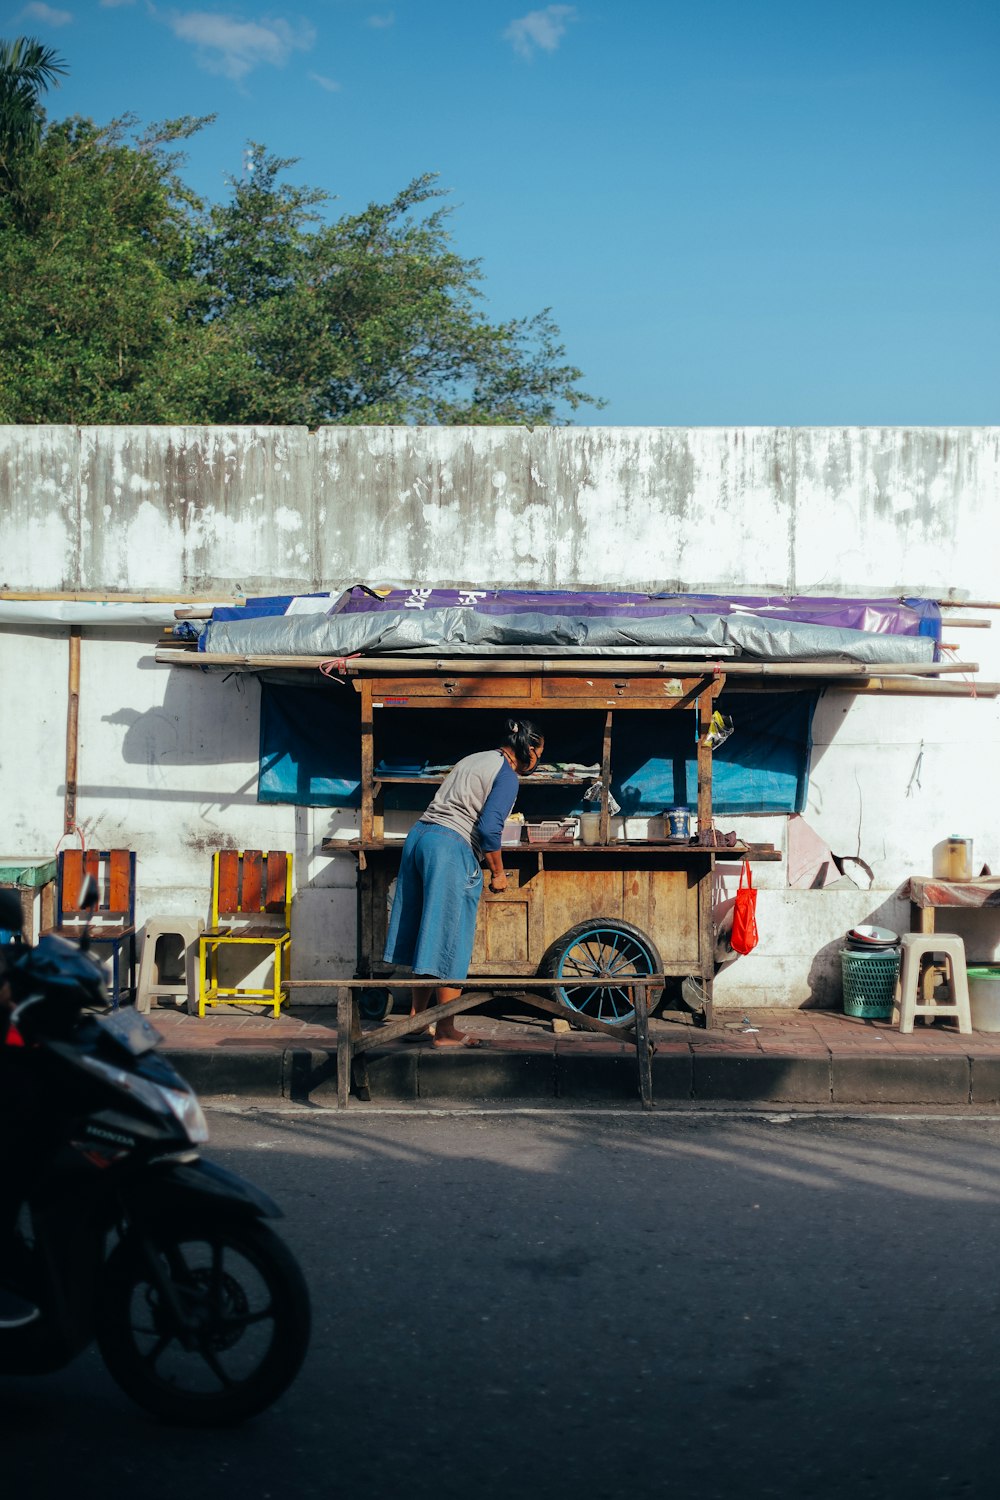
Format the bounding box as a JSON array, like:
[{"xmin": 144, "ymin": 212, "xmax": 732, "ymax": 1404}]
[
  {"xmin": 136, "ymin": 917, "xmax": 205, "ymax": 1014},
  {"xmin": 896, "ymin": 932, "xmax": 972, "ymax": 1034}
]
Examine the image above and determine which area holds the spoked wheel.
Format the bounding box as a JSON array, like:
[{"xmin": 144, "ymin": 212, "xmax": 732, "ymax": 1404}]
[
  {"xmin": 98, "ymin": 1214, "xmax": 310, "ymax": 1426},
  {"xmin": 537, "ymin": 919, "xmax": 663, "ymax": 1027}
]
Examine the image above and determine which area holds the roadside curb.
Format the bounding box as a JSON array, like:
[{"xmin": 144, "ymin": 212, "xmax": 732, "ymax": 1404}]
[{"xmin": 163, "ymin": 1045, "xmax": 1000, "ymax": 1108}]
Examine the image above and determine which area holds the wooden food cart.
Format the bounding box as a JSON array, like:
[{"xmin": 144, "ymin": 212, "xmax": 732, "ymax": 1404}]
[{"xmin": 324, "ymin": 658, "xmax": 766, "ymax": 1039}]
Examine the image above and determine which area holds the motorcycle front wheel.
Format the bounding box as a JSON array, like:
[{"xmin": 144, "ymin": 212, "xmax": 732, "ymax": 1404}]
[{"xmin": 98, "ymin": 1213, "xmax": 311, "ymax": 1425}]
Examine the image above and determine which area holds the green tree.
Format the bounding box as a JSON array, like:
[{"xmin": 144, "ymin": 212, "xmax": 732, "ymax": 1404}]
[
  {"xmin": 0, "ymin": 113, "xmax": 215, "ymax": 423},
  {"xmin": 0, "ymin": 58, "xmax": 602, "ymax": 425},
  {"xmin": 192, "ymin": 154, "xmax": 600, "ymax": 426},
  {"xmin": 0, "ymin": 35, "xmax": 66, "ymax": 189}
]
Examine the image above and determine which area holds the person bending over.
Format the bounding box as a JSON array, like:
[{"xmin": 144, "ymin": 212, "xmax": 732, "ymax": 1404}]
[{"xmin": 382, "ymin": 718, "xmax": 544, "ymax": 1047}]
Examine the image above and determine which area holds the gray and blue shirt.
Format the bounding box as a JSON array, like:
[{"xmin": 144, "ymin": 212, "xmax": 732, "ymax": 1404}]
[{"xmin": 420, "ymin": 750, "xmax": 519, "ymax": 858}]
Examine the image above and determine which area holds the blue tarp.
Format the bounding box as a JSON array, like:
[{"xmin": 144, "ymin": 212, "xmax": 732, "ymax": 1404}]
[{"xmin": 258, "ymin": 683, "xmax": 816, "ymax": 815}]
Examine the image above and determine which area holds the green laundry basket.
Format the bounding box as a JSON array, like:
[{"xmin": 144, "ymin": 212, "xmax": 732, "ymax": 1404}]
[{"xmin": 840, "ymin": 947, "xmax": 900, "ymax": 1019}]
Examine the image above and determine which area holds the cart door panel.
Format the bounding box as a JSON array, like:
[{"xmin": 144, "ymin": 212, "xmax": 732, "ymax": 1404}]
[
  {"xmin": 624, "ymin": 866, "xmax": 701, "ymax": 967},
  {"xmin": 471, "ymin": 890, "xmax": 533, "ymax": 971},
  {"xmin": 538, "ymin": 867, "xmax": 627, "ymax": 950}
]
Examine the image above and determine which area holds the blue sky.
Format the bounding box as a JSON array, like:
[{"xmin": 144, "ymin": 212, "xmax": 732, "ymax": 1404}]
[{"xmin": 7, "ymin": 0, "xmax": 1000, "ymax": 424}]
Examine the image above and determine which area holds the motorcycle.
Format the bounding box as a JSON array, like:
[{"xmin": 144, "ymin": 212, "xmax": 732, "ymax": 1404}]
[{"xmin": 0, "ymin": 882, "xmax": 310, "ymax": 1425}]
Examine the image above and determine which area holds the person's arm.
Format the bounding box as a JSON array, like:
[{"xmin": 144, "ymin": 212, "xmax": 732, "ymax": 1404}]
[{"xmin": 474, "ymin": 762, "xmax": 519, "ymax": 891}]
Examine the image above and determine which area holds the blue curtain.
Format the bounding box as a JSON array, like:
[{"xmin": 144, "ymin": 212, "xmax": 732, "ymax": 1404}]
[
  {"xmin": 258, "ymin": 682, "xmax": 817, "ymax": 815},
  {"xmin": 259, "ymin": 681, "xmax": 362, "ymax": 807},
  {"xmin": 612, "ymin": 692, "xmax": 817, "ymax": 815}
]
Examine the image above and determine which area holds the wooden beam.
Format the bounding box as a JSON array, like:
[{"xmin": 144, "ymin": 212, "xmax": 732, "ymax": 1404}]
[
  {"xmin": 153, "ymin": 647, "xmax": 980, "ymax": 677},
  {"xmin": 1, "ymin": 590, "xmax": 239, "ymax": 603}
]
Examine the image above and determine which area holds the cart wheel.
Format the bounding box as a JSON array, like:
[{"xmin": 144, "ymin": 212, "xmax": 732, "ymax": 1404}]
[
  {"xmin": 537, "ymin": 919, "xmax": 663, "ymax": 1027},
  {"xmin": 358, "ymin": 987, "xmax": 393, "ymax": 1023}
]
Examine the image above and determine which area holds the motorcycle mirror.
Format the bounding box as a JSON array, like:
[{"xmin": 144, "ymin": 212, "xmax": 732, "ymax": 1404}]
[
  {"xmin": 0, "ymin": 889, "xmax": 24, "ymax": 936},
  {"xmin": 78, "ymin": 874, "xmax": 100, "ymax": 912}
]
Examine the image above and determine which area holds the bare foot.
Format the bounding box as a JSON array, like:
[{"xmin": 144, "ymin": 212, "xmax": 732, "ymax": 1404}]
[{"xmin": 432, "ymin": 1032, "xmax": 484, "ymax": 1049}]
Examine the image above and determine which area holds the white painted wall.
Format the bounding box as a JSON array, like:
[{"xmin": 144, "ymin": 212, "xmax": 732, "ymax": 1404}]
[{"xmin": 2, "ymin": 425, "xmax": 998, "ymax": 1010}]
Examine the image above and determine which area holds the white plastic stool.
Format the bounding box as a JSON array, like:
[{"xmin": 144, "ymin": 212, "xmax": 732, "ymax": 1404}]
[
  {"xmin": 136, "ymin": 917, "xmax": 205, "ymax": 1014},
  {"xmin": 896, "ymin": 932, "xmax": 972, "ymax": 1034}
]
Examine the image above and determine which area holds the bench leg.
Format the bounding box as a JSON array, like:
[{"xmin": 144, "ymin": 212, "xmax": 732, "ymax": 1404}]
[
  {"xmin": 633, "ymin": 982, "xmax": 654, "ymax": 1110},
  {"xmin": 337, "ymin": 987, "xmax": 353, "ymax": 1108},
  {"xmin": 351, "ymin": 998, "xmax": 370, "ymax": 1101}
]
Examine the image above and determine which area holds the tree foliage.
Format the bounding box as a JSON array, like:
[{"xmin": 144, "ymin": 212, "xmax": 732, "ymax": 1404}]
[
  {"xmin": 0, "ymin": 35, "xmax": 66, "ymax": 181},
  {"xmin": 0, "ymin": 44, "xmax": 601, "ymax": 426}
]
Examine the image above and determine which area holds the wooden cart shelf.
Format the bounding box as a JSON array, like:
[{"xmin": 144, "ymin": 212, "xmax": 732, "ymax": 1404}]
[
  {"xmin": 372, "ymin": 774, "xmax": 594, "ymax": 785},
  {"xmin": 323, "ymin": 838, "xmax": 780, "ymax": 859}
]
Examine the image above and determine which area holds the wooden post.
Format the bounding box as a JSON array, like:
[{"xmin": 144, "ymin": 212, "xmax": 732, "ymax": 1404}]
[
  {"xmin": 65, "ymin": 627, "xmax": 81, "ymax": 836},
  {"xmin": 696, "ymin": 682, "xmax": 713, "ymax": 837},
  {"xmin": 360, "ymin": 680, "xmax": 375, "ymax": 845},
  {"xmin": 633, "ymin": 982, "xmax": 653, "ymax": 1109},
  {"xmin": 600, "ymin": 710, "xmax": 613, "ymax": 843},
  {"xmin": 336, "ymin": 987, "xmax": 353, "ymax": 1107}
]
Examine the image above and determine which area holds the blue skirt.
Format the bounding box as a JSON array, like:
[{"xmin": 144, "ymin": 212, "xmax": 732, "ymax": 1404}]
[{"xmin": 383, "ymin": 822, "xmax": 483, "ymax": 980}]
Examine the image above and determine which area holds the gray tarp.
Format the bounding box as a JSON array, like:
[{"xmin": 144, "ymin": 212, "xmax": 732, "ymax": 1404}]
[{"xmin": 202, "ymin": 609, "xmax": 936, "ymax": 664}]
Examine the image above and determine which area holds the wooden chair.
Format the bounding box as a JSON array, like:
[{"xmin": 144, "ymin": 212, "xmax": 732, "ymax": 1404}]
[
  {"xmin": 43, "ymin": 849, "xmax": 137, "ymax": 1009},
  {"xmin": 198, "ymin": 851, "xmax": 292, "ymax": 1017}
]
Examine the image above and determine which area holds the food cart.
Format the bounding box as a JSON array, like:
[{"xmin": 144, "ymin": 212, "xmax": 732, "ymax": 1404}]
[{"xmin": 322, "ymin": 658, "xmax": 774, "ymax": 1034}]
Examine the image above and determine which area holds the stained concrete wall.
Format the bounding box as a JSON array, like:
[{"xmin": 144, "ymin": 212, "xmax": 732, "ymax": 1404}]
[
  {"xmin": 2, "ymin": 425, "xmax": 1000, "ymax": 596},
  {"xmin": 2, "ymin": 425, "xmax": 999, "ymax": 1010}
]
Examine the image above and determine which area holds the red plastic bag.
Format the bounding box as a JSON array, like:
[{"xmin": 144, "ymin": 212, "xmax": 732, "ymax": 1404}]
[{"xmin": 730, "ymin": 861, "xmax": 759, "ymax": 955}]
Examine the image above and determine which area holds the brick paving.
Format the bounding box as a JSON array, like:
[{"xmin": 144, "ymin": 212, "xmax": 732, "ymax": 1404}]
[{"xmin": 146, "ymin": 1000, "xmax": 1000, "ymax": 1061}]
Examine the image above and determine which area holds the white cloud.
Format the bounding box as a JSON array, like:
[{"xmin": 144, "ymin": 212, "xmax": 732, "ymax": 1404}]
[
  {"xmin": 100, "ymin": 0, "xmax": 136, "ymax": 8},
  {"xmin": 367, "ymin": 10, "xmax": 394, "ymax": 26},
  {"xmin": 504, "ymin": 5, "xmax": 576, "ymax": 60},
  {"xmin": 167, "ymin": 10, "xmax": 316, "ymax": 81},
  {"xmin": 308, "ymin": 70, "xmax": 340, "ymax": 92},
  {"xmin": 19, "ymin": 2, "xmax": 73, "ymax": 25}
]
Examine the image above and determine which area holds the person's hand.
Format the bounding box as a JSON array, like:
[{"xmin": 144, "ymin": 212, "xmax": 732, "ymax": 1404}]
[{"xmin": 489, "ymin": 871, "xmax": 508, "ymax": 894}]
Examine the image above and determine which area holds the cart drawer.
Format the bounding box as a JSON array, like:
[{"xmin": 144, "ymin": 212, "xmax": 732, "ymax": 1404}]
[
  {"xmin": 539, "ymin": 675, "xmax": 696, "ymax": 702},
  {"xmin": 368, "ymin": 676, "xmax": 532, "ymax": 702}
]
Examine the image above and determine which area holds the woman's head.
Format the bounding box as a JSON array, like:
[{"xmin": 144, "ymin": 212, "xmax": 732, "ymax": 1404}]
[{"xmin": 501, "ymin": 718, "xmax": 544, "ymax": 774}]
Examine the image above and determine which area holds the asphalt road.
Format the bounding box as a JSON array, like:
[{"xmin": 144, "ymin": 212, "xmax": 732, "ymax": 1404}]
[{"xmin": 4, "ymin": 1106, "xmax": 1000, "ymax": 1500}]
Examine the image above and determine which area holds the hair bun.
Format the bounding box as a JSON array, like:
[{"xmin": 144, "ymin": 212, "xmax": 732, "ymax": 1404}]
[{"xmin": 510, "ymin": 720, "xmax": 519, "ymax": 733}]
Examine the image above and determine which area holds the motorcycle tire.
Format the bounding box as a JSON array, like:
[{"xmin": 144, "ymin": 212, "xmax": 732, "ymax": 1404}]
[{"xmin": 98, "ymin": 1212, "xmax": 311, "ymax": 1426}]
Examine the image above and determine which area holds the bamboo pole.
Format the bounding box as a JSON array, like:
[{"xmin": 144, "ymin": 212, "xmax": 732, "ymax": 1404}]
[
  {"xmin": 152, "ymin": 647, "xmax": 980, "ymax": 677},
  {"xmin": 0, "ymin": 590, "xmax": 239, "ymax": 603},
  {"xmin": 65, "ymin": 628, "xmax": 81, "ymax": 836},
  {"xmin": 826, "ymin": 677, "xmax": 998, "ymax": 697}
]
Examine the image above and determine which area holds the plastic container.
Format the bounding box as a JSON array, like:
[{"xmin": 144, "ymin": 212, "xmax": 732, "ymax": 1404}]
[
  {"xmin": 967, "ymin": 966, "xmax": 1000, "ymax": 1032},
  {"xmin": 501, "ymin": 819, "xmax": 523, "ymax": 847},
  {"xmin": 623, "ymin": 815, "xmax": 665, "ymax": 841},
  {"xmin": 933, "ymin": 837, "xmax": 974, "ymax": 881},
  {"xmin": 840, "ymin": 946, "xmax": 901, "ymax": 1020},
  {"xmin": 525, "ymin": 821, "xmax": 574, "ymax": 844},
  {"xmin": 578, "ymin": 812, "xmax": 601, "ymax": 846},
  {"xmin": 665, "ymin": 807, "xmax": 692, "ymax": 840}
]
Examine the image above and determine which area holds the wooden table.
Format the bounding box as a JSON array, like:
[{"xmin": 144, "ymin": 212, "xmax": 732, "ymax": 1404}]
[
  {"xmin": 907, "ymin": 876, "xmax": 1000, "ymax": 933},
  {"xmin": 0, "ymin": 856, "xmax": 57, "ymax": 943}
]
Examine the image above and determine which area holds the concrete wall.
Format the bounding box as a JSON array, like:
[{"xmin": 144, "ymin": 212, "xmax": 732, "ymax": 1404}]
[
  {"xmin": 3, "ymin": 424, "xmax": 1000, "ymax": 596},
  {"xmin": 2, "ymin": 425, "xmax": 999, "ymax": 1010}
]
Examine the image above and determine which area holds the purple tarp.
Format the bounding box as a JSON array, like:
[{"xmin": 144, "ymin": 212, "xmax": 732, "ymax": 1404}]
[{"xmin": 332, "ymin": 587, "xmax": 941, "ymax": 641}]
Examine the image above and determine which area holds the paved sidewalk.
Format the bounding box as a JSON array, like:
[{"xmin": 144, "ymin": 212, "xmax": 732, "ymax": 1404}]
[{"xmin": 149, "ymin": 1002, "xmax": 1000, "ymax": 1108}]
